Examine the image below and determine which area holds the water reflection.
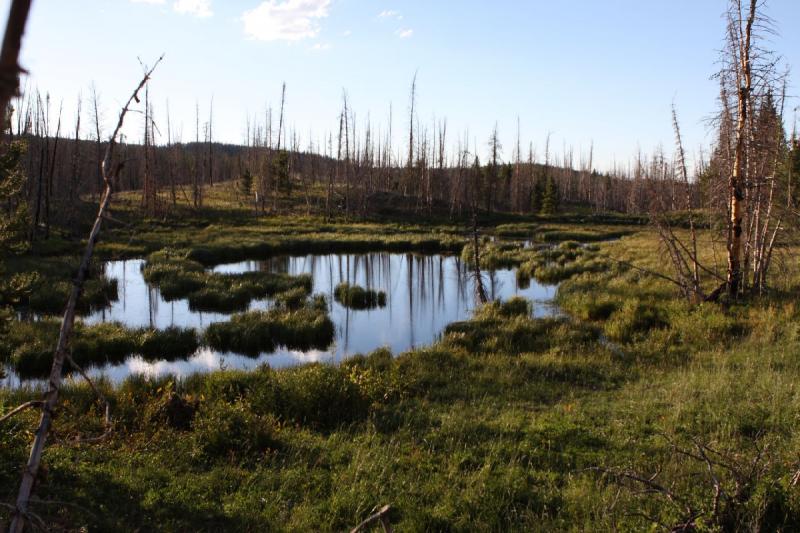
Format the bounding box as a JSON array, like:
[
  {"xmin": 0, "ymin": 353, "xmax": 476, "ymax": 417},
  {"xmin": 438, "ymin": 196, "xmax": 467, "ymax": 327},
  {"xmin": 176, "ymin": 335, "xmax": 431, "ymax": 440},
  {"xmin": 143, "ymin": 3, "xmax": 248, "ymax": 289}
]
[{"xmin": 43, "ymin": 253, "xmax": 557, "ymax": 383}]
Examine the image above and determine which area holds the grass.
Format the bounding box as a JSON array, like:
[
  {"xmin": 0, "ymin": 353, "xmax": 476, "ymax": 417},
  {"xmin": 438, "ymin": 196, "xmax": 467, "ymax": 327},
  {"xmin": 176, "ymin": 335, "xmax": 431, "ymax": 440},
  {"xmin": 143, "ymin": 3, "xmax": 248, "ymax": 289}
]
[
  {"xmin": 2, "ymin": 204, "xmax": 800, "ymax": 530},
  {"xmin": 6, "ymin": 322, "xmax": 201, "ymax": 379},
  {"xmin": 143, "ymin": 249, "xmax": 313, "ymax": 313},
  {"xmin": 203, "ymin": 297, "xmax": 334, "ymax": 356},
  {"xmin": 333, "ymin": 283, "xmax": 387, "ymax": 310},
  {"xmin": 515, "ymin": 241, "xmax": 613, "ymax": 284}
]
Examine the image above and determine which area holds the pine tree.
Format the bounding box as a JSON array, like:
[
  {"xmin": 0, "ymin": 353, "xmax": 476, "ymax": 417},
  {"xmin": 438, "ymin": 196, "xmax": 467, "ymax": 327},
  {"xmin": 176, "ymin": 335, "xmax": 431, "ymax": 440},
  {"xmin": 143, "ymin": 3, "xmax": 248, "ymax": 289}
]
[
  {"xmin": 0, "ymin": 141, "xmax": 30, "ymax": 254},
  {"xmin": 0, "ymin": 140, "xmax": 35, "ymax": 378},
  {"xmin": 541, "ymin": 175, "xmax": 559, "ymax": 214},
  {"xmin": 531, "ymin": 177, "xmax": 544, "ymax": 213},
  {"xmin": 239, "ymin": 169, "xmax": 253, "ymax": 198}
]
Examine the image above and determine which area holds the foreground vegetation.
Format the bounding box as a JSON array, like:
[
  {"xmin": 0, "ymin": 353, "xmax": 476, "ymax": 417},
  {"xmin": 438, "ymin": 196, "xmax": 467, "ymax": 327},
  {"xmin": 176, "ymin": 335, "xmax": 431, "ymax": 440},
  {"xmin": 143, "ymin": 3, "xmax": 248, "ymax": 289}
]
[{"xmin": 2, "ymin": 210, "xmax": 800, "ymax": 530}]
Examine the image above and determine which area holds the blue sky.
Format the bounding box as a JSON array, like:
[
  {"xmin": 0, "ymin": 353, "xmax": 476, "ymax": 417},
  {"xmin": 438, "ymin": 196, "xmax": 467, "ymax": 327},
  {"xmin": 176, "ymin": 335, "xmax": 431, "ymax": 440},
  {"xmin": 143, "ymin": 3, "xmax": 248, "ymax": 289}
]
[{"xmin": 4, "ymin": 0, "xmax": 800, "ymax": 171}]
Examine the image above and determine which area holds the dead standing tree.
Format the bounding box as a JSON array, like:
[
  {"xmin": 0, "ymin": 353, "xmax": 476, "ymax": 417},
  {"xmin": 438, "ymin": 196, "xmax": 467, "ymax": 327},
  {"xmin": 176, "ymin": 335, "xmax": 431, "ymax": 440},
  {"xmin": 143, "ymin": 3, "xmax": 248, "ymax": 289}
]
[
  {"xmin": 0, "ymin": 0, "xmax": 32, "ymax": 123},
  {"xmin": 8, "ymin": 57, "xmax": 163, "ymax": 533}
]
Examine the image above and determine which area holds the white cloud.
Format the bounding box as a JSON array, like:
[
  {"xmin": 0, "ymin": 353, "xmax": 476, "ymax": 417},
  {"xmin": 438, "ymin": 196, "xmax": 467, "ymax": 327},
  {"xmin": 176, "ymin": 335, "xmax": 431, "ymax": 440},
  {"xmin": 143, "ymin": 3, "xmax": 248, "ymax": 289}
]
[
  {"xmin": 342, "ymin": 29, "xmax": 352, "ymax": 37},
  {"xmin": 173, "ymin": 0, "xmax": 212, "ymax": 18},
  {"xmin": 242, "ymin": 0, "xmax": 331, "ymax": 42},
  {"xmin": 378, "ymin": 10, "xmax": 402, "ymax": 20},
  {"xmin": 131, "ymin": 0, "xmax": 165, "ymax": 4},
  {"xmin": 310, "ymin": 42, "xmax": 331, "ymax": 51},
  {"xmin": 396, "ymin": 28, "xmax": 413, "ymax": 39}
]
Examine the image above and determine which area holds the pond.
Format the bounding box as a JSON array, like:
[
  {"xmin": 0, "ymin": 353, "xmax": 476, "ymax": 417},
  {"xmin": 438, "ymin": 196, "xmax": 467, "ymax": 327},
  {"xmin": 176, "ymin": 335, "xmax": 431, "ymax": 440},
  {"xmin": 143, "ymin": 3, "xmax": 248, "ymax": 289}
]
[{"xmin": 9, "ymin": 252, "xmax": 558, "ymax": 385}]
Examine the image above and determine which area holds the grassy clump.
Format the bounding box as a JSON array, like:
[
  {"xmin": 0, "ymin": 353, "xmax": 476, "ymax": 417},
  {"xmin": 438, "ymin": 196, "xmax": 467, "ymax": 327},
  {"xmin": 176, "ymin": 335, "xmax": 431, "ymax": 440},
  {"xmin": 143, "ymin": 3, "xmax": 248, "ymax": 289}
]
[
  {"xmin": 460, "ymin": 238, "xmax": 531, "ymax": 270},
  {"xmin": 539, "ymin": 229, "xmax": 631, "ymax": 243},
  {"xmin": 139, "ymin": 327, "xmax": 201, "ymax": 362},
  {"xmin": 494, "ymin": 222, "xmax": 538, "ymax": 239},
  {"xmin": 204, "ymin": 298, "xmax": 334, "ymax": 356},
  {"xmin": 7, "ymin": 322, "xmax": 200, "ymax": 379},
  {"xmin": 26, "ymin": 275, "xmax": 119, "ymax": 316},
  {"xmin": 274, "ymin": 286, "xmax": 309, "ymax": 310},
  {"xmin": 143, "ymin": 249, "xmax": 312, "ymax": 313},
  {"xmin": 517, "ymin": 241, "xmax": 613, "ymax": 285},
  {"xmin": 333, "ymin": 283, "xmax": 387, "ymax": 310}
]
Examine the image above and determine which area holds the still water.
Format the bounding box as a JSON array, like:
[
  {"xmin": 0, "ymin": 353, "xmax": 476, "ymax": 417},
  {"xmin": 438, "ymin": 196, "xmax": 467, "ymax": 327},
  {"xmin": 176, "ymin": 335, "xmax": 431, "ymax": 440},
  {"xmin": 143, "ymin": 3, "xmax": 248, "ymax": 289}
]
[{"xmin": 18, "ymin": 253, "xmax": 557, "ymax": 384}]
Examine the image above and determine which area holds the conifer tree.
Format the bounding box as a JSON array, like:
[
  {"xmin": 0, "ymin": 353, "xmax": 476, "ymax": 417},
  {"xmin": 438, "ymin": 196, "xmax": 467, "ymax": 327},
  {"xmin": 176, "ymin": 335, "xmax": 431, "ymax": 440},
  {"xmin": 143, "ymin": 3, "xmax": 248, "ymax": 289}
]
[{"xmin": 541, "ymin": 175, "xmax": 559, "ymax": 214}]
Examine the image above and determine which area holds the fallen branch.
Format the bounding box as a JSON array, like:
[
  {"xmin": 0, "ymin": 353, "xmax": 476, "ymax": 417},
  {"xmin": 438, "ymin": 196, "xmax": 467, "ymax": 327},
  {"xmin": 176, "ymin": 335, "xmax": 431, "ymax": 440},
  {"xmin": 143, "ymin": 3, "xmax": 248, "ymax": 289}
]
[
  {"xmin": 9, "ymin": 55, "xmax": 163, "ymax": 533},
  {"xmin": 0, "ymin": 401, "xmax": 43, "ymax": 424},
  {"xmin": 350, "ymin": 504, "xmax": 393, "ymax": 533}
]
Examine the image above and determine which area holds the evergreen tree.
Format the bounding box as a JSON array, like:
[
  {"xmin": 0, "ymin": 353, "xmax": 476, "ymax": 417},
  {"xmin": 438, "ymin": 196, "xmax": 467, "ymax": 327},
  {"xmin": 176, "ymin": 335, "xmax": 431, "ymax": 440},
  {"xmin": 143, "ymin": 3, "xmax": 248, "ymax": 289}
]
[
  {"xmin": 272, "ymin": 150, "xmax": 290, "ymax": 197},
  {"xmin": 0, "ymin": 141, "xmax": 34, "ymax": 378},
  {"xmin": 541, "ymin": 175, "xmax": 559, "ymax": 214},
  {"xmin": 531, "ymin": 177, "xmax": 544, "ymax": 213},
  {"xmin": 0, "ymin": 141, "xmax": 29, "ymax": 254},
  {"xmin": 787, "ymin": 139, "xmax": 800, "ymax": 208},
  {"xmin": 239, "ymin": 169, "xmax": 253, "ymax": 198}
]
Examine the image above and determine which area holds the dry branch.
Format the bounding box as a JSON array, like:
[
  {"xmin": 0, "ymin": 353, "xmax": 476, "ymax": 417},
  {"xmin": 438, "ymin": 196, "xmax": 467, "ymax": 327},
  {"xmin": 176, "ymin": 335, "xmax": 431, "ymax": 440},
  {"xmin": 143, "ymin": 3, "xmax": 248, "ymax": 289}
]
[
  {"xmin": 0, "ymin": 0, "xmax": 32, "ymax": 120},
  {"xmin": 9, "ymin": 55, "xmax": 163, "ymax": 533},
  {"xmin": 350, "ymin": 504, "xmax": 393, "ymax": 533},
  {"xmin": 0, "ymin": 401, "xmax": 43, "ymax": 424}
]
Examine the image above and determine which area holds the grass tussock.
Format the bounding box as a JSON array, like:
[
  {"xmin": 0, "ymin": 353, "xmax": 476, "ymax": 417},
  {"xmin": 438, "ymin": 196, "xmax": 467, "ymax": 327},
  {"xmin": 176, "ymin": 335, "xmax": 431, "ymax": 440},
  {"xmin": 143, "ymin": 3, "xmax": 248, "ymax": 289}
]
[
  {"xmin": 333, "ymin": 283, "xmax": 387, "ymax": 310},
  {"xmin": 144, "ymin": 249, "xmax": 312, "ymax": 313},
  {"xmin": 203, "ymin": 297, "xmax": 334, "ymax": 356},
  {"xmin": 516, "ymin": 241, "xmax": 613, "ymax": 285},
  {"xmin": 7, "ymin": 322, "xmax": 200, "ymax": 379}
]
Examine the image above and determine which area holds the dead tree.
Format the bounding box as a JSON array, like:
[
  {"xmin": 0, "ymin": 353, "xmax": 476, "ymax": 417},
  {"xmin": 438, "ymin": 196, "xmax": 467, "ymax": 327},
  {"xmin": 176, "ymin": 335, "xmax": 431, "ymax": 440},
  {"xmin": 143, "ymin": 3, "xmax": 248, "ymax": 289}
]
[
  {"xmin": 8, "ymin": 57, "xmax": 162, "ymax": 533},
  {"xmin": 0, "ymin": 0, "xmax": 32, "ymax": 123},
  {"xmin": 725, "ymin": 0, "xmax": 756, "ymax": 297}
]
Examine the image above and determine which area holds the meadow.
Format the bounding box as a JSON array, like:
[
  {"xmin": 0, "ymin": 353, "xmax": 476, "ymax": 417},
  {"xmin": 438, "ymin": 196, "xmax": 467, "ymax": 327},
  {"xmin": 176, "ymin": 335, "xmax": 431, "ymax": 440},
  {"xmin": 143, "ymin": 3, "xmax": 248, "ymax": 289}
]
[{"xmin": 2, "ymin": 183, "xmax": 799, "ymax": 531}]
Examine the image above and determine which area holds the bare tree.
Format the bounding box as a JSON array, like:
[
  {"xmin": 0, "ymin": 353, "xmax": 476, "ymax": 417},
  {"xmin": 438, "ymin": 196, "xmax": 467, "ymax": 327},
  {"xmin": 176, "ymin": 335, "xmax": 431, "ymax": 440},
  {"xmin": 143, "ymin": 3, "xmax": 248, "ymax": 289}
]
[
  {"xmin": 0, "ymin": 0, "xmax": 32, "ymax": 123},
  {"xmin": 8, "ymin": 57, "xmax": 163, "ymax": 533}
]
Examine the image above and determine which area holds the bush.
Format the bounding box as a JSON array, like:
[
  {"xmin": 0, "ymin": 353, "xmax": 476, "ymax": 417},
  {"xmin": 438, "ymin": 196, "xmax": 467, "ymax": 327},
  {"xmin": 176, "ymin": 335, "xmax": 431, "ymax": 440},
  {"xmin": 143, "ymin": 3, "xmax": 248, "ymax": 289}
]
[{"xmin": 274, "ymin": 364, "xmax": 374, "ymax": 430}]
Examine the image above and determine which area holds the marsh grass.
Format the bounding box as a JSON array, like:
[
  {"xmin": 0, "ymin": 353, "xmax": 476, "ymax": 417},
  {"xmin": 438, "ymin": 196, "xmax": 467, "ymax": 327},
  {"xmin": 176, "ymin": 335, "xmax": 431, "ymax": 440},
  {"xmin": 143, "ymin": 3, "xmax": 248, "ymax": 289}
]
[
  {"xmin": 144, "ymin": 249, "xmax": 313, "ymax": 313},
  {"xmin": 515, "ymin": 241, "xmax": 614, "ymax": 285},
  {"xmin": 203, "ymin": 299, "xmax": 335, "ymax": 356},
  {"xmin": 333, "ymin": 283, "xmax": 387, "ymax": 310},
  {"xmin": 3, "ymin": 222, "xmax": 800, "ymax": 530},
  {"xmin": 7, "ymin": 322, "xmax": 200, "ymax": 379}
]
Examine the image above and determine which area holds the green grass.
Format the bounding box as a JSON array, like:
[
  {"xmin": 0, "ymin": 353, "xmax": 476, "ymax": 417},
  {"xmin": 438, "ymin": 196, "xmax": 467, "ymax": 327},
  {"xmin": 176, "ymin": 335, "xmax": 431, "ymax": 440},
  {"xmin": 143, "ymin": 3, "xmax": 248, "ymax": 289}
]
[
  {"xmin": 2, "ymin": 212, "xmax": 800, "ymax": 530},
  {"xmin": 333, "ymin": 283, "xmax": 387, "ymax": 310},
  {"xmin": 203, "ymin": 297, "xmax": 334, "ymax": 356},
  {"xmin": 6, "ymin": 322, "xmax": 201, "ymax": 379},
  {"xmin": 143, "ymin": 249, "xmax": 314, "ymax": 313}
]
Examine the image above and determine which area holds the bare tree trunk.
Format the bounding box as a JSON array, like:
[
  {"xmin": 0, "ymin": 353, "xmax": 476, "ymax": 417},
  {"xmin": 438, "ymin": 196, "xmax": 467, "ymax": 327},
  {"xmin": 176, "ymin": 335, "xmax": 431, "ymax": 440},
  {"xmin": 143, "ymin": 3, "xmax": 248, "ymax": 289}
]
[
  {"xmin": 726, "ymin": 0, "xmax": 756, "ymax": 297},
  {"xmin": 0, "ymin": 0, "xmax": 32, "ymax": 122},
  {"xmin": 9, "ymin": 58, "xmax": 162, "ymax": 533}
]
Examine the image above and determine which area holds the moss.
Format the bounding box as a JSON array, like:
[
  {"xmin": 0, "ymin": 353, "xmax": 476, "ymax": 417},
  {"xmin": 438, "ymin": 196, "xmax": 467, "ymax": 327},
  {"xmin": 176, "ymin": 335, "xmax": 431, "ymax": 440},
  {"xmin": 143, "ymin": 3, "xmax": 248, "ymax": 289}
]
[{"xmin": 333, "ymin": 283, "xmax": 387, "ymax": 310}]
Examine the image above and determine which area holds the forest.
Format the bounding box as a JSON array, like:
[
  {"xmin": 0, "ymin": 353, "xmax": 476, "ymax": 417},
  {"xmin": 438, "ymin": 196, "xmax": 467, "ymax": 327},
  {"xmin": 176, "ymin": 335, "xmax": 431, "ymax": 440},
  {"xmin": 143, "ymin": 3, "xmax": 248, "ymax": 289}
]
[{"xmin": 2, "ymin": 0, "xmax": 800, "ymax": 531}]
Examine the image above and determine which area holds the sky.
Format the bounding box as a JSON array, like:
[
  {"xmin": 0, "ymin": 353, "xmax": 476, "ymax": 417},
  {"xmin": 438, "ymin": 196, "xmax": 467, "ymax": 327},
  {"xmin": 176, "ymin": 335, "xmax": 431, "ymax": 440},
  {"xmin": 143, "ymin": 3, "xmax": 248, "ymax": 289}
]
[{"xmin": 3, "ymin": 0, "xmax": 800, "ymax": 172}]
